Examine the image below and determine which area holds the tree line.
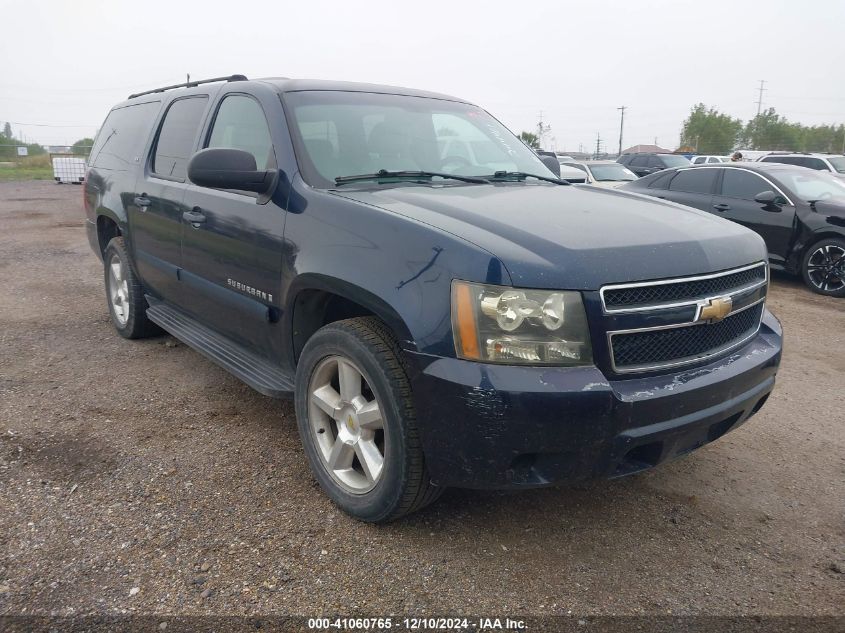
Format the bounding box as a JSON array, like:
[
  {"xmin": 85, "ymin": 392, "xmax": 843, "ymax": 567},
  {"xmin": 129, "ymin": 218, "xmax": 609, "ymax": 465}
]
[
  {"xmin": 680, "ymin": 103, "xmax": 845, "ymax": 155},
  {"xmin": 0, "ymin": 121, "xmax": 94, "ymax": 159}
]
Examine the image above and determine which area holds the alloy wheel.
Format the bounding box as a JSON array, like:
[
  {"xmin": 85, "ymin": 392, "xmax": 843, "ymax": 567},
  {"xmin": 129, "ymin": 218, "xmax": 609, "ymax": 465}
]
[
  {"xmin": 307, "ymin": 355, "xmax": 386, "ymax": 494},
  {"xmin": 806, "ymin": 244, "xmax": 845, "ymax": 293},
  {"xmin": 107, "ymin": 253, "xmax": 130, "ymax": 326}
]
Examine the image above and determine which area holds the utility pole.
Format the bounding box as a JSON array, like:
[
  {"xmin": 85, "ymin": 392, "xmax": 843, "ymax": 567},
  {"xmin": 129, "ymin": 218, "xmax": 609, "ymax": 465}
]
[
  {"xmin": 594, "ymin": 132, "xmax": 602, "ymax": 159},
  {"xmin": 536, "ymin": 111, "xmax": 551, "ymax": 150},
  {"xmin": 187, "ymin": 73, "xmax": 191, "ymax": 84},
  {"xmin": 755, "ymin": 79, "xmax": 767, "ymax": 117},
  {"xmin": 617, "ymin": 106, "xmax": 626, "ymax": 157}
]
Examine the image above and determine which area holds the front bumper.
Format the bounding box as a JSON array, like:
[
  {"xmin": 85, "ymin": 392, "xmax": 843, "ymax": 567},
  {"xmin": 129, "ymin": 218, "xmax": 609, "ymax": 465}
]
[{"xmin": 408, "ymin": 309, "xmax": 782, "ymax": 488}]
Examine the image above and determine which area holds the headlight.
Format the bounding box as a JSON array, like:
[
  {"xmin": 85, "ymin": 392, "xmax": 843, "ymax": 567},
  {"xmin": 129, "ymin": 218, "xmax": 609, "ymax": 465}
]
[{"xmin": 451, "ymin": 280, "xmax": 593, "ymax": 366}]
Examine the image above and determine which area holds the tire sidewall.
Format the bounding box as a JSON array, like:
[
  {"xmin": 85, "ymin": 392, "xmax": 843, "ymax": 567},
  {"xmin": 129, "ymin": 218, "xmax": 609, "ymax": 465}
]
[
  {"xmin": 801, "ymin": 238, "xmax": 845, "ymax": 298},
  {"xmin": 103, "ymin": 239, "xmax": 138, "ymax": 337},
  {"xmin": 295, "ymin": 325, "xmax": 412, "ymax": 522}
]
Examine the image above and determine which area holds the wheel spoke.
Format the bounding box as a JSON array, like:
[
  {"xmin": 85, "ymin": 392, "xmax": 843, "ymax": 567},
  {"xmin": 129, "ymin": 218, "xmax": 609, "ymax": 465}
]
[
  {"xmin": 355, "ymin": 439, "xmax": 384, "ymax": 483},
  {"xmin": 327, "ymin": 439, "xmax": 355, "ymax": 471},
  {"xmin": 338, "ymin": 360, "xmax": 361, "ymax": 402},
  {"xmin": 311, "ymin": 385, "xmax": 342, "ymax": 419},
  {"xmin": 356, "ymin": 400, "xmax": 383, "ymax": 429},
  {"xmin": 110, "ymin": 261, "xmax": 122, "ymax": 284}
]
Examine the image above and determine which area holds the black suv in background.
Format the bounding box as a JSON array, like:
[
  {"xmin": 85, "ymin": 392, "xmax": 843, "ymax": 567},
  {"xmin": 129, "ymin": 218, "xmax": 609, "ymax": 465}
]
[
  {"xmin": 621, "ymin": 162, "xmax": 845, "ymax": 296},
  {"xmin": 82, "ymin": 75, "xmax": 782, "ymax": 521},
  {"xmin": 617, "ymin": 152, "xmax": 691, "ymax": 177}
]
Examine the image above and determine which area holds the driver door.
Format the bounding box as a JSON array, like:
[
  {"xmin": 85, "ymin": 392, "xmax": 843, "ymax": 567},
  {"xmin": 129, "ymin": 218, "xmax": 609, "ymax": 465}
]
[{"xmin": 711, "ymin": 168, "xmax": 796, "ymax": 265}]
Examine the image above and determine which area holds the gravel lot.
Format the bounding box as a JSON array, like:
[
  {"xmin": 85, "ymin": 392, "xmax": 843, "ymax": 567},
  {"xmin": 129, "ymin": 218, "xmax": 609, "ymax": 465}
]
[{"xmin": 0, "ymin": 180, "xmax": 843, "ymax": 619}]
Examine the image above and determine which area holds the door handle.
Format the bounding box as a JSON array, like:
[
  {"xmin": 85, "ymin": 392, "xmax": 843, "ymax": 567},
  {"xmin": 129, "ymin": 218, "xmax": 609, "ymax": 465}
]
[
  {"xmin": 182, "ymin": 208, "xmax": 207, "ymax": 227},
  {"xmin": 712, "ymin": 203, "xmax": 731, "ymax": 211},
  {"xmin": 134, "ymin": 195, "xmax": 151, "ymax": 208}
]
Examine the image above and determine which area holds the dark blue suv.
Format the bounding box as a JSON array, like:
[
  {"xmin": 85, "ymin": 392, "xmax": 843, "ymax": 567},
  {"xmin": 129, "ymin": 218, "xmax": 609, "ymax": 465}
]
[{"xmin": 83, "ymin": 75, "xmax": 783, "ymax": 521}]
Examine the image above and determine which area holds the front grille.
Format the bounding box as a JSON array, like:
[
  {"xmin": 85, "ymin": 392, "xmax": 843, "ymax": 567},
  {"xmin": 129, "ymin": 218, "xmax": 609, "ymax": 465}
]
[
  {"xmin": 611, "ymin": 303, "xmax": 764, "ymax": 371},
  {"xmin": 603, "ymin": 264, "xmax": 766, "ymax": 311}
]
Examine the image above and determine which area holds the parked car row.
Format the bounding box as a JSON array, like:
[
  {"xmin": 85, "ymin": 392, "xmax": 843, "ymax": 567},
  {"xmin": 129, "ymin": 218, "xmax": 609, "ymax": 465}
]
[{"xmin": 619, "ymin": 162, "xmax": 845, "ymax": 297}]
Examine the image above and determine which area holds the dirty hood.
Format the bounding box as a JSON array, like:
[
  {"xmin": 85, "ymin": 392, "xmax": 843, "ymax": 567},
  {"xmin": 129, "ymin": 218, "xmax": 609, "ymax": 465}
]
[{"xmin": 333, "ymin": 183, "xmax": 768, "ymax": 290}]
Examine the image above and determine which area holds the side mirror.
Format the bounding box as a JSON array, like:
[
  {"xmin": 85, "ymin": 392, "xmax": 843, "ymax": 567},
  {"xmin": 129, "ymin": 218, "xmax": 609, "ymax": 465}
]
[
  {"xmin": 754, "ymin": 190, "xmax": 784, "ymax": 209},
  {"xmin": 539, "ymin": 155, "xmax": 561, "ymax": 178},
  {"xmin": 187, "ymin": 148, "xmax": 275, "ymax": 195}
]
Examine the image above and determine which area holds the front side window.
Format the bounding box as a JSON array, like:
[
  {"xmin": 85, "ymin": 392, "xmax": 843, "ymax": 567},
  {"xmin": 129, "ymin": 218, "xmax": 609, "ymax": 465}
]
[
  {"xmin": 207, "ymin": 95, "xmax": 274, "ymax": 169},
  {"xmin": 152, "ymin": 96, "xmax": 209, "ymax": 180},
  {"xmin": 720, "ymin": 169, "xmax": 770, "ymax": 199},
  {"xmin": 284, "ymin": 91, "xmax": 551, "ymax": 188},
  {"xmin": 802, "ymin": 158, "xmax": 827, "ymax": 171},
  {"xmin": 668, "ymin": 168, "xmax": 716, "ymax": 194}
]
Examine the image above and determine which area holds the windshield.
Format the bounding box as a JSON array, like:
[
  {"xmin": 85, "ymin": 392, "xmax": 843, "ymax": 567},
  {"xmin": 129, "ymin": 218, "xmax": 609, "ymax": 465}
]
[
  {"xmin": 660, "ymin": 155, "xmax": 692, "ymax": 168},
  {"xmin": 778, "ymin": 169, "xmax": 845, "ymax": 202},
  {"xmin": 827, "ymin": 156, "xmax": 845, "ymax": 173},
  {"xmin": 284, "ymin": 91, "xmax": 554, "ymax": 187},
  {"xmin": 588, "ymin": 164, "xmax": 637, "ymax": 181}
]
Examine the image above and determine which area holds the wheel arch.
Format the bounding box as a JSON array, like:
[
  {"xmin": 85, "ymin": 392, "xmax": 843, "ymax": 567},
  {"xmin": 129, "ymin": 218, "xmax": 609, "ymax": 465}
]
[
  {"xmin": 286, "ymin": 274, "xmax": 417, "ymax": 366},
  {"xmin": 96, "ymin": 213, "xmax": 123, "ymax": 256}
]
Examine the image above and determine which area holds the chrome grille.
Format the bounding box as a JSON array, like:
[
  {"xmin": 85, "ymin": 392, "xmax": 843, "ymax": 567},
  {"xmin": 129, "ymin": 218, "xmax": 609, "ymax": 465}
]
[
  {"xmin": 602, "ymin": 262, "xmax": 767, "ymax": 312},
  {"xmin": 610, "ymin": 302, "xmax": 764, "ymax": 371}
]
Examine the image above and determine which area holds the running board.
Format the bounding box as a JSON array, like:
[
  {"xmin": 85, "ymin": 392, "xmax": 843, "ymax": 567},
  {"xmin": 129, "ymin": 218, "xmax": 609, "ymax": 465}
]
[{"xmin": 146, "ymin": 300, "xmax": 294, "ymax": 398}]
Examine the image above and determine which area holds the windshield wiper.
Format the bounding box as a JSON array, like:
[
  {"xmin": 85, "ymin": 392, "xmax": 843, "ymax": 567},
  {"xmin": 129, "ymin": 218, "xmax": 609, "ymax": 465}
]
[
  {"xmin": 484, "ymin": 171, "xmax": 569, "ymax": 185},
  {"xmin": 334, "ymin": 169, "xmax": 488, "ymax": 186}
]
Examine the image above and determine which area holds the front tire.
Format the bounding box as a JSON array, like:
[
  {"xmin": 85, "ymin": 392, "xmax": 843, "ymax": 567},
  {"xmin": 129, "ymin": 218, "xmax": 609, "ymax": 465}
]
[
  {"xmin": 294, "ymin": 317, "xmax": 441, "ymax": 522},
  {"xmin": 103, "ymin": 237, "xmax": 161, "ymax": 338},
  {"xmin": 801, "ymin": 238, "xmax": 845, "ymax": 297}
]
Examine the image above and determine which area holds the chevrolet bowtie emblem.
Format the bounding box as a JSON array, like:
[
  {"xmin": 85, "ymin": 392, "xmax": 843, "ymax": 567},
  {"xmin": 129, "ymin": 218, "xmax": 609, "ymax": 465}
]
[{"xmin": 699, "ymin": 296, "xmax": 733, "ymax": 322}]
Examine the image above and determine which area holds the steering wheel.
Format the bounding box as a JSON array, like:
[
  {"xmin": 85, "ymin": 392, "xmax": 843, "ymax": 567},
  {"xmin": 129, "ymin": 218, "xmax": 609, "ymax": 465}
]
[{"xmin": 440, "ymin": 156, "xmax": 472, "ymax": 173}]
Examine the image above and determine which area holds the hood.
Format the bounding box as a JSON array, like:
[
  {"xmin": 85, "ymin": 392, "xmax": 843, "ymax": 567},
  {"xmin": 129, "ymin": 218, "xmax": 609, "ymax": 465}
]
[{"xmin": 332, "ymin": 183, "xmax": 768, "ymax": 290}]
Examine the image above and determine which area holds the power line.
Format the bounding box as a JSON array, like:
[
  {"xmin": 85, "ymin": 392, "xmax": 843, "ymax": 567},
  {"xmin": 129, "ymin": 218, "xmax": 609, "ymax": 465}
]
[{"xmin": 4, "ymin": 120, "xmax": 98, "ymax": 128}]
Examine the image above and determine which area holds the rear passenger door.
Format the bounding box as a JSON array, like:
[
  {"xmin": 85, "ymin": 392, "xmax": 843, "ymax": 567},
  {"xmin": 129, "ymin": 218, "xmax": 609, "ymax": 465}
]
[
  {"xmin": 710, "ymin": 168, "xmax": 797, "ymax": 264},
  {"xmin": 179, "ymin": 91, "xmax": 287, "ymax": 358},
  {"xmin": 661, "ymin": 167, "xmax": 717, "ymax": 211},
  {"xmin": 132, "ymin": 95, "xmax": 209, "ymax": 300}
]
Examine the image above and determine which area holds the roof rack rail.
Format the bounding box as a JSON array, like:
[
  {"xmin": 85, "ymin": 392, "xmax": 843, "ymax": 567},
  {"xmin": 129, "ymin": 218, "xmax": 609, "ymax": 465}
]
[{"xmin": 128, "ymin": 74, "xmax": 248, "ymax": 99}]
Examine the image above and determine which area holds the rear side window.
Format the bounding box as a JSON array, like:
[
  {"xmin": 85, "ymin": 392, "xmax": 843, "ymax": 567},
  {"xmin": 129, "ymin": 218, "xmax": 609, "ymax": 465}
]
[
  {"xmin": 630, "ymin": 156, "xmax": 648, "ymax": 167},
  {"xmin": 720, "ymin": 169, "xmax": 769, "ymax": 199},
  {"xmin": 647, "ymin": 155, "xmax": 664, "ymax": 168},
  {"xmin": 668, "ymin": 168, "xmax": 716, "ymax": 194},
  {"xmin": 152, "ymin": 97, "xmax": 209, "ymax": 180},
  {"xmin": 207, "ymin": 95, "xmax": 274, "ymax": 169},
  {"xmin": 89, "ymin": 101, "xmax": 160, "ymax": 171},
  {"xmin": 802, "ymin": 158, "xmax": 827, "ymax": 171},
  {"xmin": 648, "ymin": 171, "xmax": 675, "ymax": 189}
]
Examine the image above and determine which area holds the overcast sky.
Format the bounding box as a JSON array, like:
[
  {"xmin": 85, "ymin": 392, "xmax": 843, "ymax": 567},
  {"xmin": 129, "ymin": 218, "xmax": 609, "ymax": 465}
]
[{"xmin": 2, "ymin": 0, "xmax": 843, "ymax": 152}]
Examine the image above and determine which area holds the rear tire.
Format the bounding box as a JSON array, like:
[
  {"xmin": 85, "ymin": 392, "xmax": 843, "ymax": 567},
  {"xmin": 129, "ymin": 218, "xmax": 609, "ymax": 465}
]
[
  {"xmin": 294, "ymin": 317, "xmax": 442, "ymax": 522},
  {"xmin": 801, "ymin": 237, "xmax": 845, "ymax": 297},
  {"xmin": 103, "ymin": 237, "xmax": 161, "ymax": 338}
]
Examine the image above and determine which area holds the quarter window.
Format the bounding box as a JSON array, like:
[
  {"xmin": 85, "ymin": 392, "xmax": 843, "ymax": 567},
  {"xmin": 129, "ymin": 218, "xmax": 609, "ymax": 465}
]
[
  {"xmin": 668, "ymin": 168, "xmax": 716, "ymax": 194},
  {"xmin": 207, "ymin": 95, "xmax": 274, "ymax": 169},
  {"xmin": 152, "ymin": 96, "xmax": 208, "ymax": 180},
  {"xmin": 90, "ymin": 101, "xmax": 160, "ymax": 171},
  {"xmin": 720, "ymin": 169, "xmax": 770, "ymax": 199}
]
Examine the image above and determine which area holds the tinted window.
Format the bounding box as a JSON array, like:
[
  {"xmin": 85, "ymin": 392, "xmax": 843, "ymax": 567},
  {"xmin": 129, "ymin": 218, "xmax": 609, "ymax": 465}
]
[
  {"xmin": 720, "ymin": 169, "xmax": 770, "ymax": 199},
  {"xmin": 630, "ymin": 156, "xmax": 648, "ymax": 167},
  {"xmin": 668, "ymin": 168, "xmax": 716, "ymax": 194},
  {"xmin": 153, "ymin": 97, "xmax": 208, "ymax": 180},
  {"xmin": 802, "ymin": 158, "xmax": 827, "ymax": 171},
  {"xmin": 90, "ymin": 101, "xmax": 160, "ymax": 171},
  {"xmin": 647, "ymin": 155, "xmax": 664, "ymax": 168},
  {"xmin": 648, "ymin": 170, "xmax": 675, "ymax": 189},
  {"xmin": 207, "ymin": 95, "xmax": 274, "ymax": 169},
  {"xmin": 693, "ymin": 156, "xmax": 705, "ymax": 164}
]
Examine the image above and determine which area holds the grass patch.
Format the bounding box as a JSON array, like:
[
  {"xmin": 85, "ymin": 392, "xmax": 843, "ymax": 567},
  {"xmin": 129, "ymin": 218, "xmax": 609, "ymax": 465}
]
[{"xmin": 0, "ymin": 155, "xmax": 60, "ymax": 181}]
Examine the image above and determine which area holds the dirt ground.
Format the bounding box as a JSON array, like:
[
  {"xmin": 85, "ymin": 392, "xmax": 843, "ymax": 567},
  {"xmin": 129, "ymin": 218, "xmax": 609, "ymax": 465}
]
[{"xmin": 0, "ymin": 180, "xmax": 842, "ymax": 619}]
